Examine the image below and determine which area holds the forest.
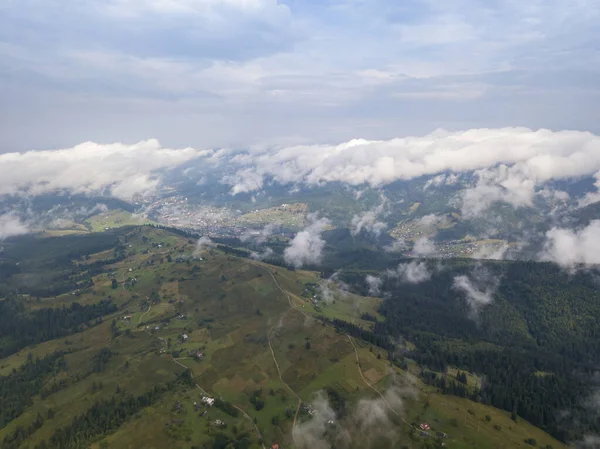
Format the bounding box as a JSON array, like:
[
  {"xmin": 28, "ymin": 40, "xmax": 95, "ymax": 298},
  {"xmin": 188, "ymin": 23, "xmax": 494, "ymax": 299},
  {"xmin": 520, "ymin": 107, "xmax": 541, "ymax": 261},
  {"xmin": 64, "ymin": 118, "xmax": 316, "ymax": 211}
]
[
  {"xmin": 0, "ymin": 352, "xmax": 67, "ymax": 430},
  {"xmin": 338, "ymin": 260, "xmax": 600, "ymax": 443},
  {"xmin": 0, "ymin": 297, "xmax": 117, "ymax": 358}
]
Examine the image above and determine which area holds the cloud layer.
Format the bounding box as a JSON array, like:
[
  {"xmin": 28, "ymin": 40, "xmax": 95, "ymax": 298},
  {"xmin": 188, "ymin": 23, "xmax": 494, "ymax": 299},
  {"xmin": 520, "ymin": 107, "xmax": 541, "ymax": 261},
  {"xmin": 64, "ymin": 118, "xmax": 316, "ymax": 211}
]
[
  {"xmin": 0, "ymin": 140, "xmax": 206, "ymax": 200},
  {"xmin": 2, "ymin": 0, "xmax": 600, "ymax": 149},
  {"xmin": 223, "ymin": 128, "xmax": 600, "ymax": 216}
]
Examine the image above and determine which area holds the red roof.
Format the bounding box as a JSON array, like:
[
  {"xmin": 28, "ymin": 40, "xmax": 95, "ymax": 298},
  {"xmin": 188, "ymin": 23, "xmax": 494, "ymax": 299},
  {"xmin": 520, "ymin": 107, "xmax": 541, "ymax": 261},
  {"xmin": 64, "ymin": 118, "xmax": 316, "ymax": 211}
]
[{"xmin": 272, "ymin": 445, "xmax": 279, "ymax": 449}]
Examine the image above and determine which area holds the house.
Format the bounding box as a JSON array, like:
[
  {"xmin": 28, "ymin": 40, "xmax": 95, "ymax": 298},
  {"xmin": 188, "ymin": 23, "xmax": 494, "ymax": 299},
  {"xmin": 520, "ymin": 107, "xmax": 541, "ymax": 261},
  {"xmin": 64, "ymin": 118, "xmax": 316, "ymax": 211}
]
[
  {"xmin": 196, "ymin": 351, "xmax": 204, "ymax": 360},
  {"xmin": 201, "ymin": 396, "xmax": 215, "ymax": 407},
  {"xmin": 213, "ymin": 419, "xmax": 225, "ymax": 427},
  {"xmin": 272, "ymin": 444, "xmax": 280, "ymax": 449},
  {"xmin": 182, "ymin": 333, "xmax": 188, "ymax": 341},
  {"xmin": 419, "ymin": 423, "xmax": 430, "ymax": 431}
]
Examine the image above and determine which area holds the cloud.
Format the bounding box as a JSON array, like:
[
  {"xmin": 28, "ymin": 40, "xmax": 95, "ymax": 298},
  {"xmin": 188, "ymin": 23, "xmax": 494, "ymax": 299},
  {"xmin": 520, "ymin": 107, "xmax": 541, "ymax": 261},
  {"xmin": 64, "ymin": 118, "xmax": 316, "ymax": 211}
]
[
  {"xmin": 293, "ymin": 383, "xmax": 416, "ymax": 449},
  {"xmin": 221, "ymin": 128, "xmax": 600, "ymax": 216},
  {"xmin": 350, "ymin": 199, "xmax": 388, "ymax": 236},
  {"xmin": 541, "ymin": 220, "xmax": 600, "ymax": 268},
  {"xmin": 580, "ymin": 171, "xmax": 600, "ymax": 207},
  {"xmin": 388, "ymin": 261, "xmax": 431, "ymax": 284},
  {"xmin": 250, "ymin": 247, "xmax": 274, "ymax": 261},
  {"xmin": 384, "ymin": 239, "xmax": 407, "ymax": 253},
  {"xmin": 241, "ymin": 223, "xmax": 277, "ymax": 244},
  {"xmin": 413, "ymin": 237, "xmax": 436, "ymax": 256},
  {"xmin": 2, "ymin": 0, "xmax": 600, "ymax": 151},
  {"xmin": 453, "ymin": 266, "xmax": 499, "ymax": 317},
  {"xmin": 193, "ymin": 235, "xmax": 213, "ymax": 256},
  {"xmin": 576, "ymin": 435, "xmax": 600, "ymax": 449},
  {"xmin": 293, "ymin": 392, "xmax": 337, "ymax": 449},
  {"xmin": 284, "ymin": 214, "xmax": 330, "ymax": 268},
  {"xmin": 365, "ymin": 275, "xmax": 383, "ymax": 296},
  {"xmin": 319, "ymin": 271, "xmax": 350, "ymax": 304},
  {"xmin": 416, "ymin": 214, "xmax": 449, "ymax": 228},
  {"xmin": 472, "ymin": 244, "xmax": 510, "ymax": 261},
  {"xmin": 0, "ymin": 140, "xmax": 207, "ymax": 200},
  {"xmin": 0, "ymin": 213, "xmax": 29, "ymax": 240}
]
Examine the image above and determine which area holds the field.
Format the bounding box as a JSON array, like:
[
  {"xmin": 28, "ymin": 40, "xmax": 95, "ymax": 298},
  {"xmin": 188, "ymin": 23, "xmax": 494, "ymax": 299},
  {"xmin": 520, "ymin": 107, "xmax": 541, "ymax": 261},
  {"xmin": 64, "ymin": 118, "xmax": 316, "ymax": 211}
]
[
  {"xmin": 227, "ymin": 203, "xmax": 309, "ymax": 229},
  {"xmin": 85, "ymin": 209, "xmax": 156, "ymax": 232},
  {"xmin": 0, "ymin": 226, "xmax": 567, "ymax": 449}
]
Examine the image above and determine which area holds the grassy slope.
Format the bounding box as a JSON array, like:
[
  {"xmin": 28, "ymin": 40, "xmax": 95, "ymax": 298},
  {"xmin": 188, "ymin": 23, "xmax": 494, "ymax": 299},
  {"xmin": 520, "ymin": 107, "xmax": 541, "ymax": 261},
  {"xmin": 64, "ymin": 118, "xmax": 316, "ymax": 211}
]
[{"xmin": 0, "ymin": 227, "xmax": 566, "ymax": 449}]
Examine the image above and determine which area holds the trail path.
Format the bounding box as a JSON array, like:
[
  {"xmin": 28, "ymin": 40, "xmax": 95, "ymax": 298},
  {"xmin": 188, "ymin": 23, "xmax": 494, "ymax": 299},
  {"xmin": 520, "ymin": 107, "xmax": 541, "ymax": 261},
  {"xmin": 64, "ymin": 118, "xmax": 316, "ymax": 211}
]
[
  {"xmin": 268, "ymin": 320, "xmax": 303, "ymax": 430},
  {"xmin": 255, "ymin": 263, "xmax": 522, "ymax": 447},
  {"xmin": 256, "ymin": 264, "xmax": 405, "ymax": 422},
  {"xmin": 138, "ymin": 303, "xmax": 151, "ymax": 325}
]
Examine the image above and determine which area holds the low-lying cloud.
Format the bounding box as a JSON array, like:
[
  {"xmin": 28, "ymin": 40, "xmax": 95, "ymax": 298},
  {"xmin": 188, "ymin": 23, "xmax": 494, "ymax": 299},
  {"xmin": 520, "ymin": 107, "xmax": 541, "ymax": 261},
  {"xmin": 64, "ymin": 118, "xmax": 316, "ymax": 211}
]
[
  {"xmin": 541, "ymin": 220, "xmax": 600, "ymax": 268},
  {"xmin": 350, "ymin": 198, "xmax": 388, "ymax": 237},
  {"xmin": 250, "ymin": 247, "xmax": 274, "ymax": 261},
  {"xmin": 284, "ymin": 214, "xmax": 330, "ymax": 268},
  {"xmin": 387, "ymin": 261, "xmax": 432, "ymax": 284},
  {"xmin": 0, "ymin": 213, "xmax": 29, "ymax": 240},
  {"xmin": 0, "ymin": 139, "xmax": 207, "ymax": 201},
  {"xmin": 222, "ymin": 128, "xmax": 600, "ymax": 217},
  {"xmin": 293, "ymin": 383, "xmax": 416, "ymax": 449},
  {"xmin": 241, "ymin": 223, "xmax": 277, "ymax": 244},
  {"xmin": 412, "ymin": 237, "xmax": 436, "ymax": 257},
  {"xmin": 193, "ymin": 235, "xmax": 213, "ymax": 256},
  {"xmin": 365, "ymin": 275, "xmax": 383, "ymax": 296},
  {"xmin": 453, "ymin": 266, "xmax": 500, "ymax": 318}
]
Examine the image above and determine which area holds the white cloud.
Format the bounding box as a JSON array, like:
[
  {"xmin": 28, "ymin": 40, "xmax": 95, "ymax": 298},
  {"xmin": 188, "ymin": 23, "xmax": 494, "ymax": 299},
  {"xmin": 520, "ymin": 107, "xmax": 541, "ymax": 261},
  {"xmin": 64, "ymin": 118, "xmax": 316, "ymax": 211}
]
[
  {"xmin": 579, "ymin": 171, "xmax": 600, "ymax": 207},
  {"xmin": 541, "ymin": 220, "xmax": 600, "ymax": 268},
  {"xmin": 0, "ymin": 140, "xmax": 207, "ymax": 200},
  {"xmin": 350, "ymin": 199, "xmax": 388, "ymax": 236},
  {"xmin": 453, "ymin": 266, "xmax": 499, "ymax": 317},
  {"xmin": 250, "ymin": 246, "xmax": 274, "ymax": 261},
  {"xmin": 365, "ymin": 275, "xmax": 383, "ymax": 296},
  {"xmin": 388, "ymin": 261, "xmax": 431, "ymax": 284},
  {"xmin": 222, "ymin": 128, "xmax": 600, "ymax": 217},
  {"xmin": 384, "ymin": 239, "xmax": 407, "ymax": 253},
  {"xmin": 193, "ymin": 235, "xmax": 213, "ymax": 256},
  {"xmin": 284, "ymin": 214, "xmax": 330, "ymax": 268},
  {"xmin": 0, "ymin": 213, "xmax": 29, "ymax": 240},
  {"xmin": 241, "ymin": 223, "xmax": 277, "ymax": 244},
  {"xmin": 413, "ymin": 237, "xmax": 436, "ymax": 257},
  {"xmin": 293, "ymin": 383, "xmax": 416, "ymax": 449}
]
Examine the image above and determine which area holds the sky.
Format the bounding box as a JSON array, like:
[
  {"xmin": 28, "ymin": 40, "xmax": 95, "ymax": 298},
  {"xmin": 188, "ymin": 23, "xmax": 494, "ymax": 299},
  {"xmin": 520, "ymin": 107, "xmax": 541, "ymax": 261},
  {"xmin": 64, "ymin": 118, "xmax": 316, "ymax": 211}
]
[{"xmin": 1, "ymin": 0, "xmax": 600, "ymax": 152}]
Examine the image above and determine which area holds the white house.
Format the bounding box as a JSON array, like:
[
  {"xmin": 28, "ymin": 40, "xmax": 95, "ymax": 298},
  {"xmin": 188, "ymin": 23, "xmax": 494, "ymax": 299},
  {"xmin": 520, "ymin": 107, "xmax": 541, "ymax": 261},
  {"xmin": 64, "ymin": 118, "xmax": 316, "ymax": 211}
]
[{"xmin": 202, "ymin": 396, "xmax": 215, "ymax": 407}]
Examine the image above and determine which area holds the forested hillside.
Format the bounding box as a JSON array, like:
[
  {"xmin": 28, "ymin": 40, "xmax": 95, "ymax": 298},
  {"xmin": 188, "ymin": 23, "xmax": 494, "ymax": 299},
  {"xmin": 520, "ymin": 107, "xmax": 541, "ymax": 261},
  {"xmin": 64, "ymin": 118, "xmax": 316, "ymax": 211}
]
[{"xmin": 341, "ymin": 261, "xmax": 600, "ymax": 443}]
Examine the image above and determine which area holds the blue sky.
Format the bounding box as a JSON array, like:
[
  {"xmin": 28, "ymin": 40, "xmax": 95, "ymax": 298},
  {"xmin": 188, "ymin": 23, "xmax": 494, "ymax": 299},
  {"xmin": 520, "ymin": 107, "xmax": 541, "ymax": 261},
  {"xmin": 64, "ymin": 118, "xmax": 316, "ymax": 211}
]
[{"xmin": 1, "ymin": 0, "xmax": 599, "ymax": 151}]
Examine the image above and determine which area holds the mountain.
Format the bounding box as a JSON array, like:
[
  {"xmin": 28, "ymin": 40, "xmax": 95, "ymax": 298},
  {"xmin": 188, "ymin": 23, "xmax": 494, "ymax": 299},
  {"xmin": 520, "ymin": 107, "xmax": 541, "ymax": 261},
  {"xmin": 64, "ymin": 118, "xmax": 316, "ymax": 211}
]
[{"xmin": 0, "ymin": 226, "xmax": 572, "ymax": 449}]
